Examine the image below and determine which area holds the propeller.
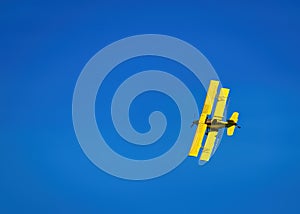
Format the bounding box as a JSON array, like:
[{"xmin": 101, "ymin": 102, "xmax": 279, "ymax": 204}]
[{"xmin": 190, "ymin": 113, "xmax": 198, "ymax": 128}]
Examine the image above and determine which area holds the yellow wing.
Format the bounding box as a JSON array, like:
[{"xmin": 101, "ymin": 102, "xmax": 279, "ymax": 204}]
[
  {"xmin": 199, "ymin": 88, "xmax": 230, "ymax": 161},
  {"xmin": 189, "ymin": 80, "xmax": 219, "ymax": 157},
  {"xmin": 189, "ymin": 121, "xmax": 207, "ymax": 156},
  {"xmin": 200, "ymin": 131, "xmax": 218, "ymax": 161},
  {"xmin": 213, "ymin": 88, "xmax": 230, "ymax": 121},
  {"xmin": 202, "ymin": 80, "xmax": 220, "ymax": 115}
]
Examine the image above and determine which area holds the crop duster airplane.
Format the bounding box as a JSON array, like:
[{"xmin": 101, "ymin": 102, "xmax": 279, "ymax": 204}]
[{"xmin": 189, "ymin": 80, "xmax": 240, "ymax": 164}]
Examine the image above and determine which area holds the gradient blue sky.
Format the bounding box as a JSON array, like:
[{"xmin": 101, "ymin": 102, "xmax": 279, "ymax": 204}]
[{"xmin": 1, "ymin": 0, "xmax": 300, "ymax": 213}]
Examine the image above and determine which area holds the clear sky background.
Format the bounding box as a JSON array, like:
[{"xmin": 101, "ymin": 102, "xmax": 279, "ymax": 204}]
[{"xmin": 1, "ymin": 0, "xmax": 300, "ymax": 213}]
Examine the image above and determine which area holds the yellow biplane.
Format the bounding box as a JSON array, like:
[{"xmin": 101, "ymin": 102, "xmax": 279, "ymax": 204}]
[{"xmin": 189, "ymin": 80, "xmax": 240, "ymax": 164}]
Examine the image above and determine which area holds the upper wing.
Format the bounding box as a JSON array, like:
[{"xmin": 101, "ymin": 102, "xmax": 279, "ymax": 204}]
[
  {"xmin": 202, "ymin": 80, "xmax": 220, "ymax": 115},
  {"xmin": 199, "ymin": 130, "xmax": 218, "ymax": 161},
  {"xmin": 189, "ymin": 80, "xmax": 219, "ymax": 157},
  {"xmin": 212, "ymin": 88, "xmax": 230, "ymax": 121}
]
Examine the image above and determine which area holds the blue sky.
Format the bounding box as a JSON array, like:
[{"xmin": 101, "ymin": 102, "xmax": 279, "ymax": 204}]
[{"xmin": 1, "ymin": 0, "xmax": 300, "ymax": 213}]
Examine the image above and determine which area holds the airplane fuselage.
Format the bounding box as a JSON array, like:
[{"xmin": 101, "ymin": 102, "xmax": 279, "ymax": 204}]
[
  {"xmin": 205, "ymin": 118, "xmax": 237, "ymax": 131},
  {"xmin": 191, "ymin": 118, "xmax": 237, "ymax": 132}
]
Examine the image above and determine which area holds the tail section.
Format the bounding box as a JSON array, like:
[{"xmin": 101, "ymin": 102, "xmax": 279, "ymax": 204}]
[{"xmin": 227, "ymin": 112, "xmax": 239, "ymax": 136}]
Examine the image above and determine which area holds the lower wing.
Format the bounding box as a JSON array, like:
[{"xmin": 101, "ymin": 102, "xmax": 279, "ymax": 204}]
[
  {"xmin": 199, "ymin": 130, "xmax": 218, "ymax": 161},
  {"xmin": 189, "ymin": 120, "xmax": 207, "ymax": 157}
]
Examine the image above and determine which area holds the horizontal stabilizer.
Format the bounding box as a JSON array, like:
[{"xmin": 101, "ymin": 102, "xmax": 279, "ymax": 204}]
[
  {"xmin": 230, "ymin": 112, "xmax": 239, "ymax": 123},
  {"xmin": 227, "ymin": 112, "xmax": 239, "ymax": 136},
  {"xmin": 227, "ymin": 126, "xmax": 235, "ymax": 136}
]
